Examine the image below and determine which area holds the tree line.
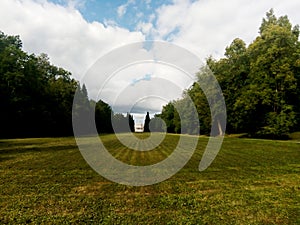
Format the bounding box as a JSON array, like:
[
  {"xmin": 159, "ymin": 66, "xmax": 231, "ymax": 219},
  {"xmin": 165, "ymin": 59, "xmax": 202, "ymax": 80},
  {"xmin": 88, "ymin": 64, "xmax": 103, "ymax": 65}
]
[
  {"xmin": 159, "ymin": 10, "xmax": 300, "ymax": 139},
  {"xmin": 0, "ymin": 31, "xmax": 132, "ymax": 138},
  {"xmin": 0, "ymin": 32, "xmax": 74, "ymax": 137},
  {"xmin": 1, "ymin": 10, "xmax": 299, "ymax": 139}
]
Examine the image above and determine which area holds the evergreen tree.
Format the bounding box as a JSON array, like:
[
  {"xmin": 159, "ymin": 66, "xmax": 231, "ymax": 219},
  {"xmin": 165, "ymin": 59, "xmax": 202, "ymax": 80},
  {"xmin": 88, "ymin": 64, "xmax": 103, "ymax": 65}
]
[
  {"xmin": 144, "ymin": 112, "xmax": 151, "ymax": 132},
  {"xmin": 128, "ymin": 113, "xmax": 135, "ymax": 132}
]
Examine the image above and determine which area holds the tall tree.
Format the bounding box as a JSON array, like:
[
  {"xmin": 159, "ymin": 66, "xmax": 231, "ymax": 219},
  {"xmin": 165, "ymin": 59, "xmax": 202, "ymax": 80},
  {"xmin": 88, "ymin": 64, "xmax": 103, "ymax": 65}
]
[
  {"xmin": 237, "ymin": 9, "xmax": 299, "ymax": 137},
  {"xmin": 160, "ymin": 103, "xmax": 176, "ymax": 133},
  {"xmin": 144, "ymin": 112, "xmax": 151, "ymax": 132},
  {"xmin": 208, "ymin": 38, "xmax": 250, "ymax": 134},
  {"xmin": 128, "ymin": 113, "xmax": 135, "ymax": 133},
  {"xmin": 186, "ymin": 82, "xmax": 211, "ymax": 135},
  {"xmin": 93, "ymin": 100, "xmax": 113, "ymax": 133}
]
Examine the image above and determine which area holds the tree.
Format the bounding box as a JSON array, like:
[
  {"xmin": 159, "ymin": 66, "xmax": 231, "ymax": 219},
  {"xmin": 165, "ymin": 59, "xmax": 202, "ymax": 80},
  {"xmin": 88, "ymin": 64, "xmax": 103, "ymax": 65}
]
[
  {"xmin": 149, "ymin": 115, "xmax": 166, "ymax": 132},
  {"xmin": 94, "ymin": 100, "xmax": 113, "ymax": 133},
  {"xmin": 160, "ymin": 102, "xmax": 176, "ymax": 133},
  {"xmin": 204, "ymin": 10, "xmax": 300, "ymax": 138},
  {"xmin": 72, "ymin": 83, "xmax": 93, "ymax": 135},
  {"xmin": 0, "ymin": 31, "xmax": 80, "ymax": 137},
  {"xmin": 160, "ymin": 10, "xmax": 300, "ymax": 139},
  {"xmin": 186, "ymin": 82, "xmax": 211, "ymax": 135},
  {"xmin": 238, "ymin": 9, "xmax": 299, "ymax": 137},
  {"xmin": 208, "ymin": 38, "xmax": 250, "ymax": 134},
  {"xmin": 128, "ymin": 113, "xmax": 135, "ymax": 132},
  {"xmin": 144, "ymin": 112, "xmax": 151, "ymax": 132},
  {"xmin": 112, "ymin": 113, "xmax": 129, "ymax": 133},
  {"xmin": 195, "ymin": 65, "xmax": 226, "ymax": 136}
]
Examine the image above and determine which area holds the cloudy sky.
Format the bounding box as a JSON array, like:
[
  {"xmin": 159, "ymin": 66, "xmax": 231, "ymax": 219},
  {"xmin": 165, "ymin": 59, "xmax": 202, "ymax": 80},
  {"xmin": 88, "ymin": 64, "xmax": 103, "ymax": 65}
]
[{"xmin": 1, "ymin": 0, "xmax": 300, "ymax": 115}]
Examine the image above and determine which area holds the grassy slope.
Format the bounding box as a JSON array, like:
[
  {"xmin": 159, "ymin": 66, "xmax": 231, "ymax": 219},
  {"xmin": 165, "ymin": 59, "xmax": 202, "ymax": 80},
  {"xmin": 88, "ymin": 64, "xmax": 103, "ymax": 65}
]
[{"xmin": 0, "ymin": 134, "xmax": 299, "ymax": 224}]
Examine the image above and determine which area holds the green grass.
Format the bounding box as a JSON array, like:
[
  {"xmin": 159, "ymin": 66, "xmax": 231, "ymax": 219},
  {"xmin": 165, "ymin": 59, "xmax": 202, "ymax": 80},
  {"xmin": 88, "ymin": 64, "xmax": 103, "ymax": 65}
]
[{"xmin": 0, "ymin": 134, "xmax": 299, "ymax": 224}]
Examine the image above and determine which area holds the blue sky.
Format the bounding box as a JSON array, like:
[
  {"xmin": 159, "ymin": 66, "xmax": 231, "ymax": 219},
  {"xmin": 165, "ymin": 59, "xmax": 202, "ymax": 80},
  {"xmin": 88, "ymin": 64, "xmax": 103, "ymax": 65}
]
[{"xmin": 48, "ymin": 0, "xmax": 172, "ymax": 33}]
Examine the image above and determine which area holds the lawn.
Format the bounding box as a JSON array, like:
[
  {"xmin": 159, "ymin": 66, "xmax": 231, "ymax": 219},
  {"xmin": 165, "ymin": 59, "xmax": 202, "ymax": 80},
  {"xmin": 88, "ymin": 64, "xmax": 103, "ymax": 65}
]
[{"xmin": 0, "ymin": 134, "xmax": 299, "ymax": 224}]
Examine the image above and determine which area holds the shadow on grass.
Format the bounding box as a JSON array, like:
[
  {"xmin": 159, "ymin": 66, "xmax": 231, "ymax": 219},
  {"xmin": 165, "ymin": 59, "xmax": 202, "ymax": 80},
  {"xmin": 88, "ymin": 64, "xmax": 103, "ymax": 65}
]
[{"xmin": 0, "ymin": 144, "xmax": 78, "ymax": 155}]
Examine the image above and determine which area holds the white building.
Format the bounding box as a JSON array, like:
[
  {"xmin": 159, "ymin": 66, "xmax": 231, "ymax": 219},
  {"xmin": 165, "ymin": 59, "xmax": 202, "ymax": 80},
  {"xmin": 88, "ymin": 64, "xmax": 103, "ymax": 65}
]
[
  {"xmin": 134, "ymin": 123, "xmax": 144, "ymax": 132},
  {"xmin": 133, "ymin": 115, "xmax": 145, "ymax": 132}
]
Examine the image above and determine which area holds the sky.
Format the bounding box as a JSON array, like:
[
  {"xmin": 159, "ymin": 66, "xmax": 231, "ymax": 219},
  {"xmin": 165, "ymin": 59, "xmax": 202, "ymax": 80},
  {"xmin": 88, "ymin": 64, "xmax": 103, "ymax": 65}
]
[{"xmin": 1, "ymin": 0, "xmax": 300, "ymax": 116}]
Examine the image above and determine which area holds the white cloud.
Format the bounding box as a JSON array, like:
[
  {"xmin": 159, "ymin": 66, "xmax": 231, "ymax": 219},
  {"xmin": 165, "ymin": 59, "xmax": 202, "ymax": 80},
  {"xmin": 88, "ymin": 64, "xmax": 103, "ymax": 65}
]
[
  {"xmin": 117, "ymin": 4, "xmax": 127, "ymax": 18},
  {"xmin": 65, "ymin": 0, "xmax": 86, "ymax": 10},
  {"xmin": 0, "ymin": 0, "xmax": 145, "ymax": 80},
  {"xmin": 117, "ymin": 0, "xmax": 136, "ymax": 18},
  {"xmin": 136, "ymin": 22, "xmax": 153, "ymax": 35},
  {"xmin": 151, "ymin": 0, "xmax": 300, "ymax": 59},
  {"xmin": 154, "ymin": 0, "xmax": 190, "ymax": 39},
  {"xmin": 82, "ymin": 41, "xmax": 200, "ymax": 113}
]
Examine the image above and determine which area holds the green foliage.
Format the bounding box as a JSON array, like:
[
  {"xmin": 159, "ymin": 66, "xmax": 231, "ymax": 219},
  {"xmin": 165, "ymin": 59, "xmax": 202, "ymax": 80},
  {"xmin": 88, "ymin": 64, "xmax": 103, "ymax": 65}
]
[
  {"xmin": 258, "ymin": 105, "xmax": 296, "ymax": 139},
  {"xmin": 186, "ymin": 82, "xmax": 211, "ymax": 134},
  {"xmin": 174, "ymin": 96, "xmax": 199, "ymax": 135},
  {"xmin": 160, "ymin": 102, "xmax": 177, "ymax": 133},
  {"xmin": 0, "ymin": 31, "xmax": 80, "ymax": 137},
  {"xmin": 169, "ymin": 9, "xmax": 300, "ymax": 139},
  {"xmin": 244, "ymin": 9, "xmax": 299, "ymax": 137},
  {"xmin": 0, "ymin": 31, "xmax": 115, "ymax": 137},
  {"xmin": 93, "ymin": 100, "xmax": 113, "ymax": 133}
]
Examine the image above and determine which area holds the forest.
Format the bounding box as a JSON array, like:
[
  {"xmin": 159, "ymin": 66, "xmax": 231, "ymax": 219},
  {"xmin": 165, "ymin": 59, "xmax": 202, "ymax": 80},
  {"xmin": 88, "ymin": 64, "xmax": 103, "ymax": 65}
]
[
  {"xmin": 1, "ymin": 10, "xmax": 299, "ymax": 139},
  {"xmin": 0, "ymin": 30, "xmax": 119, "ymax": 138}
]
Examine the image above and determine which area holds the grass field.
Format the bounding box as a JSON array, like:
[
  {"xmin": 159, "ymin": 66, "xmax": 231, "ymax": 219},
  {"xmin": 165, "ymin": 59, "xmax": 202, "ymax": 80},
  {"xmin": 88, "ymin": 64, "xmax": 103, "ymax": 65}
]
[{"xmin": 0, "ymin": 134, "xmax": 299, "ymax": 224}]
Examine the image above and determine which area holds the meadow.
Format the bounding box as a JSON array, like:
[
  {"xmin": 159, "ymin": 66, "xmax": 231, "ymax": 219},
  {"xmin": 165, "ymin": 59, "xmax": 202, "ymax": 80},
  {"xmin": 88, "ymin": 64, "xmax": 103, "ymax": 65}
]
[{"xmin": 0, "ymin": 134, "xmax": 299, "ymax": 224}]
